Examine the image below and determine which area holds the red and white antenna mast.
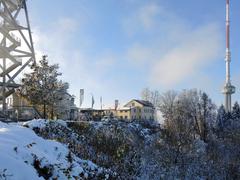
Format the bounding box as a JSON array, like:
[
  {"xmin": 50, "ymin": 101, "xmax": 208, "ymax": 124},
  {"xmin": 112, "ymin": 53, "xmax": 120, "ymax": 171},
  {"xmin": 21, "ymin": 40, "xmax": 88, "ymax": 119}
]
[{"xmin": 222, "ymin": 0, "xmax": 235, "ymax": 112}]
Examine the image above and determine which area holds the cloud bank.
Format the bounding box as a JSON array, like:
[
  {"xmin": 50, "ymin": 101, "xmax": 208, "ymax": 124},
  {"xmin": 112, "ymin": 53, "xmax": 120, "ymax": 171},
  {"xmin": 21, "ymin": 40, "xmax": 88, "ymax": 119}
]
[{"xmin": 124, "ymin": 3, "xmax": 222, "ymax": 88}]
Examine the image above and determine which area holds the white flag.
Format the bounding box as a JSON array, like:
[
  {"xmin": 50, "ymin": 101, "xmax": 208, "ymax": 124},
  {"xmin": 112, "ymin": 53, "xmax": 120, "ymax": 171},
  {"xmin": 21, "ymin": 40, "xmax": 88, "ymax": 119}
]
[
  {"xmin": 80, "ymin": 89, "xmax": 84, "ymax": 107},
  {"xmin": 115, "ymin": 100, "xmax": 119, "ymax": 110}
]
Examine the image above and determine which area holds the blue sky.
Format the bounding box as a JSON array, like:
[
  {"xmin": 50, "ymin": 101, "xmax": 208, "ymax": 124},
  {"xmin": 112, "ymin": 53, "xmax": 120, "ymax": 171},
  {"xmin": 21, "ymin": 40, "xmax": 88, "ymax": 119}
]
[{"xmin": 27, "ymin": 0, "xmax": 240, "ymax": 108}]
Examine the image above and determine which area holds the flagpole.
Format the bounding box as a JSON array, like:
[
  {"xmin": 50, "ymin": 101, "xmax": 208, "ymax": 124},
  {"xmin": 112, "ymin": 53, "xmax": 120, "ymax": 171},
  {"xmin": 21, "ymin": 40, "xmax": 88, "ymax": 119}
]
[
  {"xmin": 79, "ymin": 90, "xmax": 81, "ymax": 111},
  {"xmin": 100, "ymin": 96, "xmax": 103, "ymax": 110}
]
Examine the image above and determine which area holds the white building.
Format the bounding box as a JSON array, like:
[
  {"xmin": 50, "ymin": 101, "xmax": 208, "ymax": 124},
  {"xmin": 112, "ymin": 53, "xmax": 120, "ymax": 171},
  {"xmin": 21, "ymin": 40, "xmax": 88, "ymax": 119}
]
[{"xmin": 124, "ymin": 99, "xmax": 155, "ymax": 120}]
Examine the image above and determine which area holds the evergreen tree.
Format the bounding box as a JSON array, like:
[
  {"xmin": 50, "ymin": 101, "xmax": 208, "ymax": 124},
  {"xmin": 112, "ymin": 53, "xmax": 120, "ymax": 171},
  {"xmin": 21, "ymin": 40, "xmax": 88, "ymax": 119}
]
[
  {"xmin": 232, "ymin": 102, "xmax": 240, "ymax": 120},
  {"xmin": 216, "ymin": 105, "xmax": 226, "ymax": 132},
  {"xmin": 20, "ymin": 55, "xmax": 69, "ymax": 119},
  {"xmin": 216, "ymin": 104, "xmax": 237, "ymax": 135},
  {"xmin": 198, "ymin": 92, "xmax": 215, "ymax": 142}
]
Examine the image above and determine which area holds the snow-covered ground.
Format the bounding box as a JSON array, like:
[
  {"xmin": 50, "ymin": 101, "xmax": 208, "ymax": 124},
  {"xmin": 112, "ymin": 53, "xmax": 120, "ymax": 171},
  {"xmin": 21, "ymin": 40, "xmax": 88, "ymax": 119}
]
[{"xmin": 0, "ymin": 120, "xmax": 110, "ymax": 180}]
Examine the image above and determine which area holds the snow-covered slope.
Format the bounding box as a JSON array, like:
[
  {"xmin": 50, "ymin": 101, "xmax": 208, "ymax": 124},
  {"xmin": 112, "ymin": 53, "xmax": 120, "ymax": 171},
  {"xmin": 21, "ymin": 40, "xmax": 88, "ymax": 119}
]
[
  {"xmin": 0, "ymin": 121, "xmax": 110, "ymax": 180},
  {"xmin": 23, "ymin": 119, "xmax": 161, "ymax": 179}
]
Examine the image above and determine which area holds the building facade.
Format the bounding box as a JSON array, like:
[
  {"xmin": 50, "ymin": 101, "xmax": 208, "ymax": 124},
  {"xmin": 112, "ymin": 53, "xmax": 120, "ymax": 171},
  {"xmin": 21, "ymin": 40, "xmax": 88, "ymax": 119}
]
[
  {"xmin": 6, "ymin": 92, "xmax": 78, "ymax": 120},
  {"xmin": 56, "ymin": 93, "xmax": 78, "ymax": 120},
  {"xmin": 124, "ymin": 99, "xmax": 155, "ymax": 120},
  {"xmin": 81, "ymin": 99, "xmax": 155, "ymax": 121}
]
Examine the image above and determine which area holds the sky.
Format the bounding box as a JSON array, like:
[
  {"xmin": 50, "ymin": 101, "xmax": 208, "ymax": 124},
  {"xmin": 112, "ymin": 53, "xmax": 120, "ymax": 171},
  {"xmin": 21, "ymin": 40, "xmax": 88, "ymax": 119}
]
[{"xmin": 25, "ymin": 0, "xmax": 240, "ymax": 108}]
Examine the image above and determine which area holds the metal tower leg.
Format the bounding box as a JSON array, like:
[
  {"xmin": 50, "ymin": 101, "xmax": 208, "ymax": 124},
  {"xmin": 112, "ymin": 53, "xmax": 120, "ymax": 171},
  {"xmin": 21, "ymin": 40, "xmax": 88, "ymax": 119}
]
[{"xmin": 0, "ymin": 0, "xmax": 35, "ymax": 116}]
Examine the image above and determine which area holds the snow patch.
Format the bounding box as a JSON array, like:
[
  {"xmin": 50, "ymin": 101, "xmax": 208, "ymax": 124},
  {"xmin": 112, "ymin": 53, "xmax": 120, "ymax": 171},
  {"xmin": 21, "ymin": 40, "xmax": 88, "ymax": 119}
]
[{"xmin": 0, "ymin": 120, "xmax": 110, "ymax": 179}]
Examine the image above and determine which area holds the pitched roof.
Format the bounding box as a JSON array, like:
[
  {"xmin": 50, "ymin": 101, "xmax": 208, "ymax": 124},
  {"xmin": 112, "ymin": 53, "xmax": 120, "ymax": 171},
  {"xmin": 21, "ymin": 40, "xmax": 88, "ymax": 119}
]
[{"xmin": 133, "ymin": 99, "xmax": 154, "ymax": 107}]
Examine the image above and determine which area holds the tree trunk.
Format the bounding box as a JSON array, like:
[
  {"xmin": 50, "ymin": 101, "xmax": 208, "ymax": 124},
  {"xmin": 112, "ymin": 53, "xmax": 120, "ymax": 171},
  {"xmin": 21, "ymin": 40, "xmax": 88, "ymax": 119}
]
[
  {"xmin": 51, "ymin": 104, "xmax": 54, "ymax": 119},
  {"xmin": 43, "ymin": 103, "xmax": 46, "ymax": 119}
]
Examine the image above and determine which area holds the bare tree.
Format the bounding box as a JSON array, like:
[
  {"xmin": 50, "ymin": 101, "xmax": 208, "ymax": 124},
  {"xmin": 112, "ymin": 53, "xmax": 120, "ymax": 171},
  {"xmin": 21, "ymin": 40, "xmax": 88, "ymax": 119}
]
[
  {"xmin": 159, "ymin": 89, "xmax": 216, "ymax": 142},
  {"xmin": 141, "ymin": 88, "xmax": 151, "ymax": 101},
  {"xmin": 141, "ymin": 88, "xmax": 161, "ymax": 107}
]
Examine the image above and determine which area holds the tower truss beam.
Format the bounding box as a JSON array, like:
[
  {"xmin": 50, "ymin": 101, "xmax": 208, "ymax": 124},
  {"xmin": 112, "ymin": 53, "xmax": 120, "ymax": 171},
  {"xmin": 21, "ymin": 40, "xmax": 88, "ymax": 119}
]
[{"xmin": 0, "ymin": 0, "xmax": 35, "ymax": 114}]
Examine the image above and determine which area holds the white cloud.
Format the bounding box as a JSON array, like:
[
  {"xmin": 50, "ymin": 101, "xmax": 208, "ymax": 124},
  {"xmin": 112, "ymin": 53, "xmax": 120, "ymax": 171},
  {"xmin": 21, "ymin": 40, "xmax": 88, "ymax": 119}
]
[
  {"xmin": 126, "ymin": 43, "xmax": 154, "ymax": 65},
  {"xmin": 150, "ymin": 24, "xmax": 222, "ymax": 87},
  {"xmin": 123, "ymin": 3, "xmax": 223, "ymax": 88},
  {"xmin": 32, "ymin": 17, "xmax": 83, "ymax": 69},
  {"xmin": 56, "ymin": 18, "xmax": 78, "ymax": 32},
  {"xmin": 123, "ymin": 3, "xmax": 162, "ymax": 35},
  {"xmin": 32, "ymin": 17, "xmax": 117, "ymax": 107},
  {"xmin": 138, "ymin": 3, "xmax": 160, "ymax": 29}
]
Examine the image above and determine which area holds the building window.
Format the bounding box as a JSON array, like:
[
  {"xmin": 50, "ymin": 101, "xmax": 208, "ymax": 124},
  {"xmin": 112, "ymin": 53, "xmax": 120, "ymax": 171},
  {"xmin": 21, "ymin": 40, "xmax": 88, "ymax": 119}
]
[
  {"xmin": 134, "ymin": 109, "xmax": 136, "ymax": 113},
  {"xmin": 132, "ymin": 103, "xmax": 135, "ymax": 106},
  {"xmin": 125, "ymin": 116, "xmax": 128, "ymax": 119}
]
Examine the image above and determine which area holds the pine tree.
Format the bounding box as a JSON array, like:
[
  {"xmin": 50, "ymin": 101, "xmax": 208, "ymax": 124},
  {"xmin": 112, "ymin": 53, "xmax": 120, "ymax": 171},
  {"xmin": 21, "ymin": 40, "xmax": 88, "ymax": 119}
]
[
  {"xmin": 232, "ymin": 102, "xmax": 240, "ymax": 121},
  {"xmin": 216, "ymin": 105, "xmax": 226, "ymax": 131},
  {"xmin": 20, "ymin": 55, "xmax": 69, "ymax": 119},
  {"xmin": 216, "ymin": 104, "xmax": 236, "ymax": 136},
  {"xmin": 198, "ymin": 92, "xmax": 214, "ymax": 142}
]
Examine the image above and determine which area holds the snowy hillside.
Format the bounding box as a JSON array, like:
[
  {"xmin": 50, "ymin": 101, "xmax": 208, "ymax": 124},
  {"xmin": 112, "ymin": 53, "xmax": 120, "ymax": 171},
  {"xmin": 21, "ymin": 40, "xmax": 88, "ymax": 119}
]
[
  {"xmin": 22, "ymin": 118, "xmax": 240, "ymax": 180},
  {"xmin": 2, "ymin": 116, "xmax": 239, "ymax": 179},
  {"xmin": 0, "ymin": 121, "xmax": 112, "ymax": 180},
  {"xmin": 23, "ymin": 119, "xmax": 161, "ymax": 179}
]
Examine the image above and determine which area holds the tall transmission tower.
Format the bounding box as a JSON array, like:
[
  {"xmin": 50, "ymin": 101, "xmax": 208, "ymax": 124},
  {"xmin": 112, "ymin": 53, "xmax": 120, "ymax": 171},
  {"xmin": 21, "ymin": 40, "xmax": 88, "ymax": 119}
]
[
  {"xmin": 222, "ymin": 0, "xmax": 235, "ymax": 112},
  {"xmin": 0, "ymin": 0, "xmax": 35, "ymax": 114}
]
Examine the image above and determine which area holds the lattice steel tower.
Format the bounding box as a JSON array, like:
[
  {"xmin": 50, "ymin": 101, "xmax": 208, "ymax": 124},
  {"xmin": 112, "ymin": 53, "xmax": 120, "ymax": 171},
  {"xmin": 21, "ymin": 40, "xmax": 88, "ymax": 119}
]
[
  {"xmin": 0, "ymin": 0, "xmax": 35, "ymax": 114},
  {"xmin": 222, "ymin": 0, "xmax": 235, "ymax": 112}
]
